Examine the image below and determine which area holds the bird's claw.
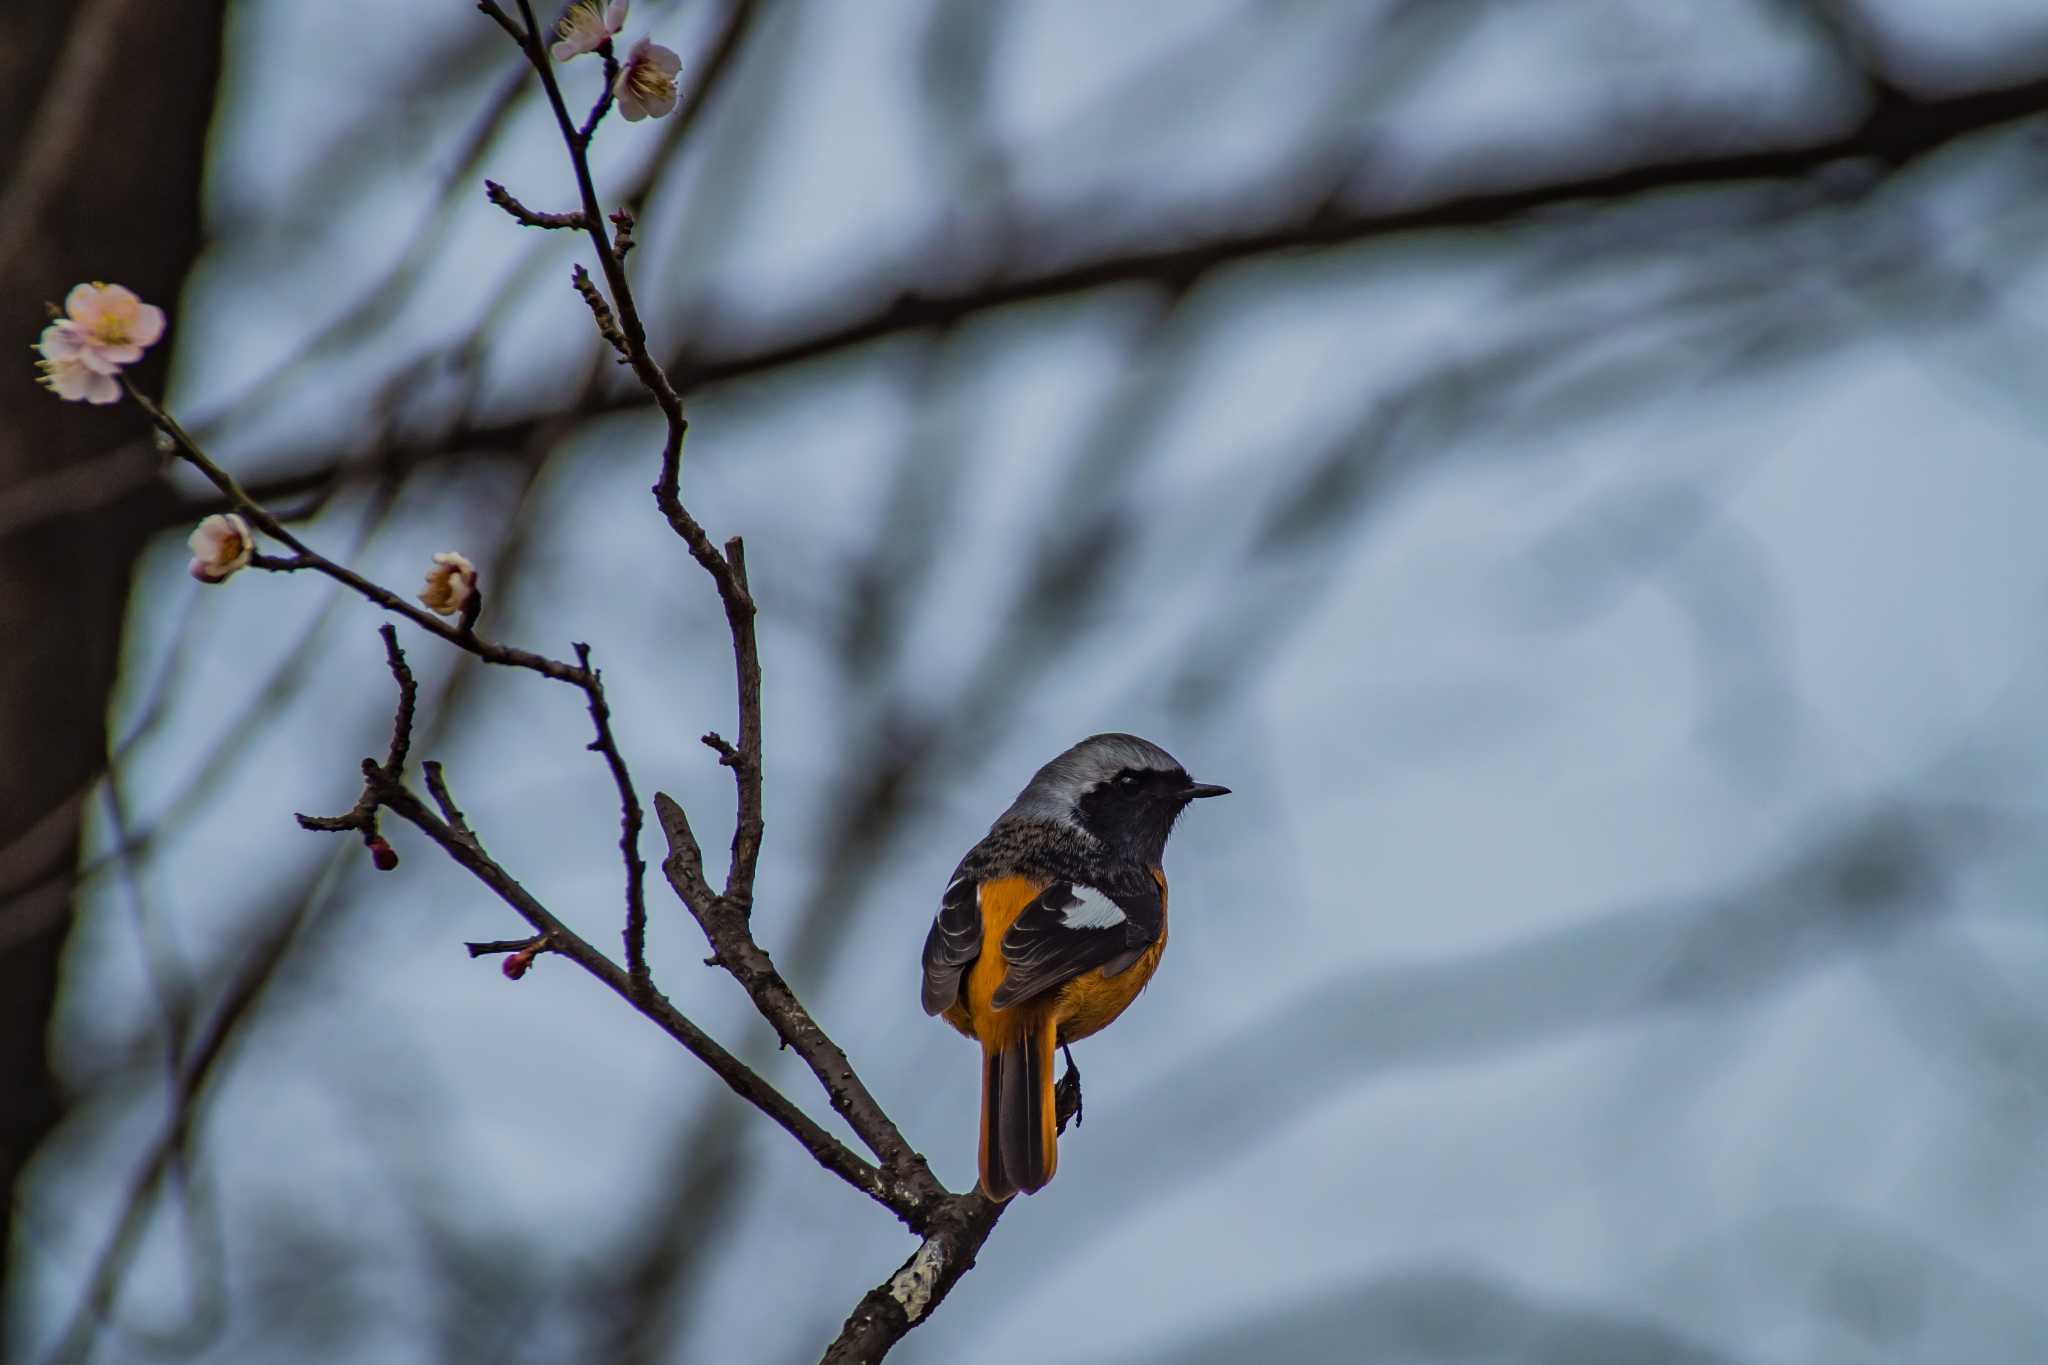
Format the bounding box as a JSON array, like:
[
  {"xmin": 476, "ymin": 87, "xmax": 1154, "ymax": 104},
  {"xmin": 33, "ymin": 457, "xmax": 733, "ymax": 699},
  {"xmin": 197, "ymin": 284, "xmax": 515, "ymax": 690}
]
[{"xmin": 1055, "ymin": 1043, "xmax": 1084, "ymax": 1134}]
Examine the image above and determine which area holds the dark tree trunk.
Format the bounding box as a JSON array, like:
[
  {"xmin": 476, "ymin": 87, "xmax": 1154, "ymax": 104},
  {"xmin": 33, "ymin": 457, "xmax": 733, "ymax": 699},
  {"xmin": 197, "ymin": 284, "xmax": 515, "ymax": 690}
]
[{"xmin": 0, "ymin": 0, "xmax": 229, "ymax": 1313}]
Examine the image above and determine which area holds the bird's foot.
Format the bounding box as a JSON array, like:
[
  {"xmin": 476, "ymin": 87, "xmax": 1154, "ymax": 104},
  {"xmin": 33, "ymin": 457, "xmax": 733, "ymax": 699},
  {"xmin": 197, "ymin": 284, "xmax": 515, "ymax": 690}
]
[{"xmin": 1055, "ymin": 1043, "xmax": 1083, "ymax": 1134}]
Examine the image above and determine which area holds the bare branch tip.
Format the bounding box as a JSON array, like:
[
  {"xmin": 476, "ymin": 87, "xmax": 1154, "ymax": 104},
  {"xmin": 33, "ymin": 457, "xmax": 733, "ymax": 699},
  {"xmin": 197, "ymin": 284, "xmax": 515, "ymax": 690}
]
[
  {"xmin": 485, "ymin": 178, "xmax": 589, "ymax": 231},
  {"xmin": 465, "ymin": 936, "xmax": 536, "ymax": 959},
  {"xmin": 475, "ymin": 0, "xmax": 526, "ymax": 43},
  {"xmin": 570, "ymin": 264, "xmax": 630, "ymax": 357},
  {"xmin": 423, "ymin": 760, "xmax": 471, "ymax": 833},
  {"xmin": 379, "ymin": 624, "xmax": 418, "ymax": 775},
  {"xmin": 652, "ymin": 790, "xmax": 698, "ymax": 846}
]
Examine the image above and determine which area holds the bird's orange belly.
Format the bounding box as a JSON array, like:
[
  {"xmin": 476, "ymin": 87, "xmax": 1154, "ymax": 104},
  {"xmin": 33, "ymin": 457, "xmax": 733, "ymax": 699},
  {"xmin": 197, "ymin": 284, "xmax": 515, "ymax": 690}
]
[{"xmin": 1051, "ymin": 933, "xmax": 1166, "ymax": 1042}]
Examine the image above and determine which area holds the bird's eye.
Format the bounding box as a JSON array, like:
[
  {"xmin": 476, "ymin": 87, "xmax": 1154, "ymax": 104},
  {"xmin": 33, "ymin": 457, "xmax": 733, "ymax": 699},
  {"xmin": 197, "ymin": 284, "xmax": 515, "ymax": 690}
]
[{"xmin": 1117, "ymin": 773, "xmax": 1139, "ymax": 789}]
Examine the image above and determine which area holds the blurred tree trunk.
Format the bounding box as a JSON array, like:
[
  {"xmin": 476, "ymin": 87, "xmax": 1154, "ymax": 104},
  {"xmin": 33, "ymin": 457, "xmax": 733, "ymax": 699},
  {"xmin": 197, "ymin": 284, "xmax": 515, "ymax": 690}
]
[{"xmin": 0, "ymin": 0, "xmax": 227, "ymax": 1312}]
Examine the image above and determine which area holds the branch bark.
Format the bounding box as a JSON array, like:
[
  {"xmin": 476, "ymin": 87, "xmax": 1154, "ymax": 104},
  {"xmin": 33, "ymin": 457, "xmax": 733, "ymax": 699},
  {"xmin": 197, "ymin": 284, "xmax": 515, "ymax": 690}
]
[
  {"xmin": 282, "ymin": 627, "xmax": 907, "ymax": 1221},
  {"xmin": 653, "ymin": 796, "xmax": 942, "ymax": 1210}
]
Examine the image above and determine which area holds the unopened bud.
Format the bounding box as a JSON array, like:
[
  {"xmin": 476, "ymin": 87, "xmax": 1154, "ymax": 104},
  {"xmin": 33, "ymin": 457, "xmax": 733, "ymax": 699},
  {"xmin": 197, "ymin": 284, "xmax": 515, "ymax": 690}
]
[
  {"xmin": 502, "ymin": 943, "xmax": 543, "ymax": 980},
  {"xmin": 418, "ymin": 551, "xmax": 478, "ymax": 619}
]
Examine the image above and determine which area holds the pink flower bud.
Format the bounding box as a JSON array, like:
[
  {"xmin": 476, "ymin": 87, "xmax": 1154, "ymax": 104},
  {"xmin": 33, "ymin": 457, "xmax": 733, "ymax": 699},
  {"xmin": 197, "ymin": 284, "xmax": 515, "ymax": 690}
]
[
  {"xmin": 418, "ymin": 551, "xmax": 478, "ymax": 617},
  {"xmin": 187, "ymin": 513, "xmax": 255, "ymax": 583}
]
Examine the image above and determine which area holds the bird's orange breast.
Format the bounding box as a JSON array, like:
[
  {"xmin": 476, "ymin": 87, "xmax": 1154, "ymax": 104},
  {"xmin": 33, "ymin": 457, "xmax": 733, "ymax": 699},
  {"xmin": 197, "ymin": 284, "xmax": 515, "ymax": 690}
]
[{"xmin": 1054, "ymin": 868, "xmax": 1167, "ymax": 1042}]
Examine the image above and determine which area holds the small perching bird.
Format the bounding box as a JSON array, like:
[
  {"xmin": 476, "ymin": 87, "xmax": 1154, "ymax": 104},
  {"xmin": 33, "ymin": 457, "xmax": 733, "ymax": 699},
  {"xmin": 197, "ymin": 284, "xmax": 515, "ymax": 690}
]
[{"xmin": 920, "ymin": 733, "xmax": 1228, "ymax": 1200}]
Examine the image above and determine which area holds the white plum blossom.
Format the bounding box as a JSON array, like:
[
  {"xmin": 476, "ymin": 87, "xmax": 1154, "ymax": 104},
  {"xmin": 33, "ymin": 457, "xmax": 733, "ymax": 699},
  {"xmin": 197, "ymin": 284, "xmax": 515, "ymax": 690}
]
[
  {"xmin": 419, "ymin": 552, "xmax": 479, "ymax": 617},
  {"xmin": 188, "ymin": 513, "xmax": 255, "ymax": 583},
  {"xmin": 36, "ymin": 352, "xmax": 119, "ymax": 405},
  {"xmin": 613, "ymin": 36, "xmax": 682, "ymax": 121},
  {"xmin": 42, "ymin": 282, "xmax": 166, "ymax": 376},
  {"xmin": 551, "ymin": 0, "xmax": 627, "ymax": 61}
]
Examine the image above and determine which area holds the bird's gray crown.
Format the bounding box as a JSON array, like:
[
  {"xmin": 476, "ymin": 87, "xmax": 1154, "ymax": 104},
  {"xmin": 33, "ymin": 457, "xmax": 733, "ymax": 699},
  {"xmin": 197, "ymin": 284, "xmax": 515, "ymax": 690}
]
[{"xmin": 996, "ymin": 732, "xmax": 1184, "ymax": 828}]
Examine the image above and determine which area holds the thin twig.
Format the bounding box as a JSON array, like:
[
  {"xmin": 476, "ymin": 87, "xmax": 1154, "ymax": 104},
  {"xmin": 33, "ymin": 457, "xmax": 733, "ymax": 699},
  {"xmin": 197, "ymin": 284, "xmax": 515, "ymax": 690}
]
[
  {"xmin": 494, "ymin": 0, "xmax": 808, "ymax": 1134},
  {"xmin": 577, "ymin": 48, "xmax": 621, "ymax": 144},
  {"xmin": 372, "ymin": 771, "xmax": 913, "ymax": 1223},
  {"xmin": 147, "ymin": 392, "xmax": 648, "ymax": 937},
  {"xmin": 282, "ymin": 628, "xmax": 905, "ymax": 1217},
  {"xmin": 473, "ymin": 0, "xmax": 525, "ymax": 45},
  {"xmin": 380, "ymin": 625, "xmax": 417, "ymax": 776},
  {"xmin": 573, "ymin": 641, "xmax": 649, "ymax": 995},
  {"xmin": 484, "ymin": 178, "xmax": 588, "ymax": 230},
  {"xmin": 127, "ymin": 380, "xmax": 590, "ymax": 687},
  {"xmin": 511, "ymin": 0, "xmax": 661, "ymax": 370},
  {"xmin": 465, "ymin": 936, "xmax": 545, "ymax": 958},
  {"xmin": 423, "ymin": 760, "xmax": 471, "ymax": 834},
  {"xmin": 571, "ymin": 263, "xmax": 629, "ymax": 357},
  {"xmin": 717, "ymin": 538, "xmax": 764, "ymax": 900},
  {"xmin": 502, "ymin": 0, "xmax": 693, "ymax": 486}
]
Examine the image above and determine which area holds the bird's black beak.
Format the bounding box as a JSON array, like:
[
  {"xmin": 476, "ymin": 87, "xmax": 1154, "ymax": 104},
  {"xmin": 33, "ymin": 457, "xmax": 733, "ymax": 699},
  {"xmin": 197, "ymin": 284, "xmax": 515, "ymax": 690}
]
[{"xmin": 1182, "ymin": 782, "xmax": 1231, "ymax": 799}]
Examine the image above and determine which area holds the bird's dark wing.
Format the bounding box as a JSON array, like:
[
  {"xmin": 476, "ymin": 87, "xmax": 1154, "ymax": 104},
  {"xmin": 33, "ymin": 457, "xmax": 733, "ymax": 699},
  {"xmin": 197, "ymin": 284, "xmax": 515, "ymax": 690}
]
[
  {"xmin": 991, "ymin": 879, "xmax": 1163, "ymax": 1010},
  {"xmin": 920, "ymin": 871, "xmax": 984, "ymax": 1015}
]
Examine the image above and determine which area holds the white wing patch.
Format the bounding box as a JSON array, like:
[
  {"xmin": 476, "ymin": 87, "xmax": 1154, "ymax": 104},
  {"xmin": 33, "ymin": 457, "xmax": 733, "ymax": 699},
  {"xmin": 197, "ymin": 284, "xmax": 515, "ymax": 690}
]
[{"xmin": 1057, "ymin": 885, "xmax": 1127, "ymax": 930}]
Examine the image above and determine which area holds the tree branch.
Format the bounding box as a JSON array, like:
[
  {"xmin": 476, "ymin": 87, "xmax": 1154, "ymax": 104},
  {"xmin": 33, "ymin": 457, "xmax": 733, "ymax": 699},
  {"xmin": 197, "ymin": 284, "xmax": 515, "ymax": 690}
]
[
  {"xmin": 307, "ymin": 728, "xmax": 911, "ymax": 1221},
  {"xmin": 483, "ymin": 178, "xmax": 588, "ymax": 231},
  {"xmin": 819, "ymin": 1197, "xmax": 1005, "ymax": 1364},
  {"xmin": 493, "ymin": 0, "xmax": 826, "ymax": 1197},
  {"xmin": 196, "ymin": 56, "xmax": 2045, "ymax": 510},
  {"xmin": 813, "ymin": 1077, "xmax": 1083, "ymax": 1361},
  {"xmin": 572, "ymin": 641, "xmax": 650, "ymax": 994},
  {"xmin": 652, "ymin": 795, "xmax": 939, "ymax": 1208},
  {"xmin": 16, "ymin": 54, "xmax": 2044, "ymax": 553},
  {"xmin": 125, "ymin": 380, "xmax": 591, "ymax": 686}
]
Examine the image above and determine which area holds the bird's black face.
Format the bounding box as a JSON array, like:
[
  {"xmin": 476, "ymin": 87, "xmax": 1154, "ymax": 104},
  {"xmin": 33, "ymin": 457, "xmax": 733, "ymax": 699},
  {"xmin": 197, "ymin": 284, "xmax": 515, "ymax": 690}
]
[{"xmin": 1074, "ymin": 765, "xmax": 1230, "ymax": 864}]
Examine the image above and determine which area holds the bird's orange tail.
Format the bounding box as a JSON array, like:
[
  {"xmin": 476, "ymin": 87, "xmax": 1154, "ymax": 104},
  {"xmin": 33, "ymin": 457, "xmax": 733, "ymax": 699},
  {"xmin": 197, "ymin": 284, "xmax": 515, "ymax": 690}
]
[{"xmin": 978, "ymin": 1013, "xmax": 1058, "ymax": 1200}]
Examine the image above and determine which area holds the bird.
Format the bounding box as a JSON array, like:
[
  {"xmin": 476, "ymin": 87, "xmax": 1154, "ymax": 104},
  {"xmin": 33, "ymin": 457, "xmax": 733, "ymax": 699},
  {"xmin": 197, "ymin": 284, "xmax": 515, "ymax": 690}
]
[{"xmin": 920, "ymin": 732, "xmax": 1228, "ymax": 1200}]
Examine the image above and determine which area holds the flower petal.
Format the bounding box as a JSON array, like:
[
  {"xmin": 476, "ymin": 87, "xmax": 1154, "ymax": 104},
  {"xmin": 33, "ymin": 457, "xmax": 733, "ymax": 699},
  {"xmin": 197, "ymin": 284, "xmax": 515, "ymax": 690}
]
[
  {"xmin": 38, "ymin": 322, "xmax": 83, "ymax": 360},
  {"xmin": 63, "ymin": 282, "xmax": 103, "ymax": 322},
  {"xmin": 37, "ymin": 355, "xmax": 115, "ymax": 403},
  {"xmin": 130, "ymin": 303, "xmax": 166, "ymax": 347}
]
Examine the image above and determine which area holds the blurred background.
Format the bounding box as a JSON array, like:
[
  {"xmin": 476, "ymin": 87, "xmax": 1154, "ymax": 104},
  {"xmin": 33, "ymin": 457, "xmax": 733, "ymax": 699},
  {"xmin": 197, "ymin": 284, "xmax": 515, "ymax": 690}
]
[{"xmin": 6, "ymin": 1, "xmax": 2048, "ymax": 1361}]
